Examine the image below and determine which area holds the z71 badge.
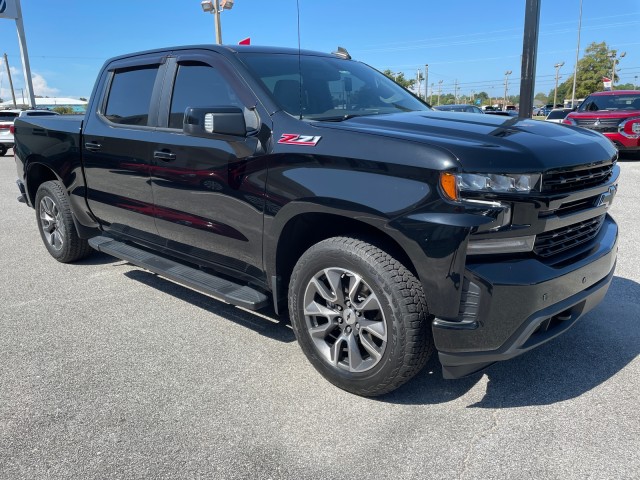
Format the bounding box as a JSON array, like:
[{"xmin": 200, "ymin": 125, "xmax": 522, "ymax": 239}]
[{"xmin": 278, "ymin": 134, "xmax": 322, "ymax": 146}]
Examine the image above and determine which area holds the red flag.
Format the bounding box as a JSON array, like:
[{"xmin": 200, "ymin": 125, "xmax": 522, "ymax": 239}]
[{"xmin": 238, "ymin": 37, "xmax": 251, "ymax": 45}]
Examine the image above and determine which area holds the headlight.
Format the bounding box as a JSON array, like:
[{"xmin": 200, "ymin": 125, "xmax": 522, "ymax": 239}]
[
  {"xmin": 618, "ymin": 117, "xmax": 640, "ymax": 139},
  {"xmin": 440, "ymin": 172, "xmax": 540, "ymax": 201}
]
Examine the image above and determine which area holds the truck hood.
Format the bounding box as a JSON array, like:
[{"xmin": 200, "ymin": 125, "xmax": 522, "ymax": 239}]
[{"xmin": 313, "ymin": 111, "xmax": 617, "ymax": 172}]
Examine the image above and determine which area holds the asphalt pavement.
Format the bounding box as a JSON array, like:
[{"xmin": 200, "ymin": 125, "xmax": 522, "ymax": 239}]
[{"xmin": 1, "ymin": 151, "xmax": 638, "ymax": 479}]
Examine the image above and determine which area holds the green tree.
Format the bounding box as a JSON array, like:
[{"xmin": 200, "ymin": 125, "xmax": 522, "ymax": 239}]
[
  {"xmin": 381, "ymin": 69, "xmax": 416, "ymax": 89},
  {"xmin": 535, "ymin": 92, "xmax": 548, "ymax": 104},
  {"xmin": 476, "ymin": 91, "xmax": 489, "ymax": 102},
  {"xmin": 549, "ymin": 41, "xmax": 619, "ymax": 102},
  {"xmin": 52, "ymin": 106, "xmax": 74, "ymax": 115}
]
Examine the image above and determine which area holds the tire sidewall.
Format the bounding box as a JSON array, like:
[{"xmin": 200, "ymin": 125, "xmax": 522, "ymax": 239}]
[
  {"xmin": 290, "ymin": 241, "xmax": 410, "ymax": 393},
  {"xmin": 35, "ymin": 181, "xmax": 76, "ymax": 261}
]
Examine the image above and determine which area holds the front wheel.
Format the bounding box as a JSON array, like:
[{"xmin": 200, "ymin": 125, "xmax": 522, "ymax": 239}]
[
  {"xmin": 289, "ymin": 237, "xmax": 433, "ymax": 396},
  {"xmin": 0, "ymin": 145, "xmax": 7, "ymax": 156},
  {"xmin": 35, "ymin": 181, "xmax": 93, "ymax": 263}
]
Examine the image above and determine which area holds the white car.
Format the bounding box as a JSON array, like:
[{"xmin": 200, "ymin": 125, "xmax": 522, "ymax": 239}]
[
  {"xmin": 0, "ymin": 109, "xmax": 59, "ymax": 156},
  {"xmin": 545, "ymin": 108, "xmax": 573, "ymax": 124}
]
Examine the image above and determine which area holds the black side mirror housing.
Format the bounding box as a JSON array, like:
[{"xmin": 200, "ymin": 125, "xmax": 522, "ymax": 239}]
[{"xmin": 183, "ymin": 106, "xmax": 247, "ymax": 137}]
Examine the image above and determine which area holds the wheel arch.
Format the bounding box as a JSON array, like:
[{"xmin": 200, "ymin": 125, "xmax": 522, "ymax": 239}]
[
  {"xmin": 269, "ymin": 210, "xmax": 422, "ymax": 308},
  {"xmin": 25, "ymin": 161, "xmax": 60, "ymax": 205}
]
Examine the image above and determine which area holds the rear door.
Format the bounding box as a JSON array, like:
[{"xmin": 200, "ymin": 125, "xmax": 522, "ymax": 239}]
[
  {"xmin": 149, "ymin": 51, "xmax": 269, "ymax": 279},
  {"xmin": 82, "ymin": 53, "xmax": 167, "ymax": 242}
]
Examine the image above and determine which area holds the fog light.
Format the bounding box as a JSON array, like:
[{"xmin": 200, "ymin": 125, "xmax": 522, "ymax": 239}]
[{"xmin": 467, "ymin": 235, "xmax": 536, "ymax": 255}]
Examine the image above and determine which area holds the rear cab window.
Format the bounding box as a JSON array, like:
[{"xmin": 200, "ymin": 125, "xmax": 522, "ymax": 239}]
[{"xmin": 103, "ymin": 65, "xmax": 160, "ymax": 126}]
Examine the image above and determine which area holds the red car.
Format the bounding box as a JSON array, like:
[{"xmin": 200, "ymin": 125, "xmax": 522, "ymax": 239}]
[{"xmin": 563, "ymin": 90, "xmax": 640, "ymax": 154}]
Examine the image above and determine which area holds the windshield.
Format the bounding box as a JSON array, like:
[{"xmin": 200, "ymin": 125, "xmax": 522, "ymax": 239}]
[
  {"xmin": 238, "ymin": 53, "xmax": 430, "ymax": 120},
  {"xmin": 578, "ymin": 93, "xmax": 640, "ymax": 112}
]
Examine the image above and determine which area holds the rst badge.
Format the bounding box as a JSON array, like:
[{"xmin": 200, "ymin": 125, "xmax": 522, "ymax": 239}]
[{"xmin": 278, "ymin": 134, "xmax": 322, "ymax": 146}]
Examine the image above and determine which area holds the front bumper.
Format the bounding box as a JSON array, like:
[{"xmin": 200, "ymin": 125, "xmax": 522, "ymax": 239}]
[
  {"xmin": 434, "ymin": 214, "xmax": 618, "ymax": 379},
  {"xmin": 603, "ymin": 132, "xmax": 639, "ymax": 151}
]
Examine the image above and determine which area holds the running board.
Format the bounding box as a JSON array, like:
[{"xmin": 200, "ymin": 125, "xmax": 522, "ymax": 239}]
[{"xmin": 88, "ymin": 236, "xmax": 269, "ymax": 311}]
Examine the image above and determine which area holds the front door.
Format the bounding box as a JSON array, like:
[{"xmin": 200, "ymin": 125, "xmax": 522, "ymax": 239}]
[{"xmin": 149, "ymin": 53, "xmax": 269, "ymax": 280}]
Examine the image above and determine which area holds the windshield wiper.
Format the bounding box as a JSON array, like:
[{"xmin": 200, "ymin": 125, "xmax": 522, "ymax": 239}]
[{"xmin": 310, "ymin": 113, "xmax": 379, "ymax": 122}]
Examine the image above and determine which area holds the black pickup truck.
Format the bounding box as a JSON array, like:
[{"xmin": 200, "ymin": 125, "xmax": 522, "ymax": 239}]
[{"xmin": 14, "ymin": 45, "xmax": 619, "ymax": 396}]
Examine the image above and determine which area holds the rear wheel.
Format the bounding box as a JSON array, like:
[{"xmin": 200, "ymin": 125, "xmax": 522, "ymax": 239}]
[
  {"xmin": 289, "ymin": 237, "xmax": 432, "ymax": 396},
  {"xmin": 35, "ymin": 181, "xmax": 93, "ymax": 263},
  {"xmin": 0, "ymin": 145, "xmax": 7, "ymax": 156}
]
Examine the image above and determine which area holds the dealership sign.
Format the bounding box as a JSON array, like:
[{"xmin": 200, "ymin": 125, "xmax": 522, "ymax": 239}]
[{"xmin": 0, "ymin": 0, "xmax": 19, "ymax": 19}]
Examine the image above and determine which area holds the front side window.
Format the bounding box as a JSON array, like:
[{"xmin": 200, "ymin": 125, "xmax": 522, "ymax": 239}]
[
  {"xmin": 104, "ymin": 65, "xmax": 159, "ymax": 126},
  {"xmin": 169, "ymin": 62, "xmax": 242, "ymax": 129}
]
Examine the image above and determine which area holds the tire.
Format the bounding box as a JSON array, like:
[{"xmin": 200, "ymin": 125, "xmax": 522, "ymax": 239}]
[
  {"xmin": 34, "ymin": 180, "xmax": 93, "ymax": 263},
  {"xmin": 289, "ymin": 237, "xmax": 433, "ymax": 396},
  {"xmin": 0, "ymin": 145, "xmax": 7, "ymax": 157}
]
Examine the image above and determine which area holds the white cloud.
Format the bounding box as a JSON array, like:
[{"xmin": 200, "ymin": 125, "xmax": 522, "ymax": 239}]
[
  {"xmin": 0, "ymin": 66, "xmax": 60, "ymax": 100},
  {"xmin": 31, "ymin": 73, "xmax": 60, "ymax": 97}
]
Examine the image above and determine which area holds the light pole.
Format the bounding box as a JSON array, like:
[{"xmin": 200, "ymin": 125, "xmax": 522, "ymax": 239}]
[
  {"xmin": 430, "ymin": 82, "xmax": 434, "ymax": 105},
  {"xmin": 553, "ymin": 61, "xmax": 564, "ymax": 107},
  {"xmin": 635, "ymin": 76, "xmax": 638, "ymax": 90},
  {"xmin": 437, "ymin": 80, "xmax": 443, "ymax": 106},
  {"xmin": 201, "ymin": 0, "xmax": 234, "ymax": 45},
  {"xmin": 424, "ymin": 64, "xmax": 428, "ymax": 101},
  {"xmin": 504, "ymin": 70, "xmax": 512, "ymax": 108}
]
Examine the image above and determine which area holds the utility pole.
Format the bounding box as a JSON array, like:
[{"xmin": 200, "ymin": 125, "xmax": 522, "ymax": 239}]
[
  {"xmin": 424, "ymin": 64, "xmax": 429, "ymax": 101},
  {"xmin": 454, "ymin": 79, "xmax": 458, "ymax": 103},
  {"xmin": 608, "ymin": 51, "xmax": 626, "ymax": 88},
  {"xmin": 3, "ymin": 53, "xmax": 17, "ymax": 107},
  {"xmin": 416, "ymin": 69, "xmax": 421, "ymax": 99},
  {"xmin": 504, "ymin": 70, "xmax": 512, "ymax": 107},
  {"xmin": 430, "ymin": 82, "xmax": 434, "ymax": 105},
  {"xmin": 437, "ymin": 80, "xmax": 443, "ymax": 106},
  {"xmin": 553, "ymin": 61, "xmax": 565, "ymax": 107},
  {"xmin": 571, "ymin": 0, "xmax": 583, "ymax": 108}
]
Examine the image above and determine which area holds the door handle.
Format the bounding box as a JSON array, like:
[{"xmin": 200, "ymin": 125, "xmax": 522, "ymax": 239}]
[
  {"xmin": 84, "ymin": 142, "xmax": 102, "ymax": 152},
  {"xmin": 153, "ymin": 150, "xmax": 177, "ymax": 161}
]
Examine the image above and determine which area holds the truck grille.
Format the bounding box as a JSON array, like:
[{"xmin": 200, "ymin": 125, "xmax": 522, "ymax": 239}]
[
  {"xmin": 574, "ymin": 117, "xmax": 621, "ymax": 132},
  {"xmin": 534, "ymin": 215, "xmax": 605, "ymax": 258},
  {"xmin": 542, "ymin": 163, "xmax": 615, "ymax": 193}
]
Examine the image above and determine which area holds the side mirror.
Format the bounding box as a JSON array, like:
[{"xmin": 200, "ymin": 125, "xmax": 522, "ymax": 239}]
[{"xmin": 183, "ymin": 106, "xmax": 246, "ymax": 137}]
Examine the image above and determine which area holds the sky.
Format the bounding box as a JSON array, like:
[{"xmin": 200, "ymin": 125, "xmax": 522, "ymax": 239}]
[{"xmin": 0, "ymin": 0, "xmax": 639, "ymax": 102}]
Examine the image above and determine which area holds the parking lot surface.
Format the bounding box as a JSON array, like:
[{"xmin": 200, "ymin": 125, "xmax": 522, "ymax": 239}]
[{"xmin": 1, "ymin": 152, "xmax": 638, "ymax": 479}]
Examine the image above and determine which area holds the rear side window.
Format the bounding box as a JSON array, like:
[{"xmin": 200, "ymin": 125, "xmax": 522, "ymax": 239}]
[
  {"xmin": 104, "ymin": 65, "xmax": 159, "ymax": 126},
  {"xmin": 168, "ymin": 62, "xmax": 242, "ymax": 129},
  {"xmin": 0, "ymin": 112, "xmax": 19, "ymax": 119}
]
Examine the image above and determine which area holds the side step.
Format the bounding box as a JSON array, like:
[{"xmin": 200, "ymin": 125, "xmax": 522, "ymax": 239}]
[{"xmin": 88, "ymin": 236, "xmax": 269, "ymax": 311}]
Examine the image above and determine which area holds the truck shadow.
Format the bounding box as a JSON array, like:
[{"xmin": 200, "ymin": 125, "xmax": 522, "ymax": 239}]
[
  {"xmin": 101, "ymin": 261, "xmax": 638, "ymax": 406},
  {"xmin": 123, "ymin": 269, "xmax": 296, "ymax": 344},
  {"xmin": 383, "ymin": 275, "xmax": 640, "ymax": 407}
]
